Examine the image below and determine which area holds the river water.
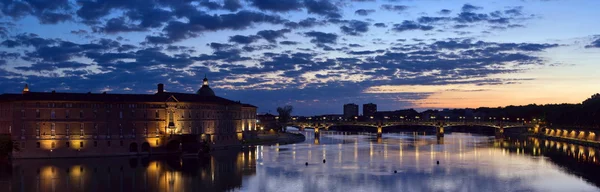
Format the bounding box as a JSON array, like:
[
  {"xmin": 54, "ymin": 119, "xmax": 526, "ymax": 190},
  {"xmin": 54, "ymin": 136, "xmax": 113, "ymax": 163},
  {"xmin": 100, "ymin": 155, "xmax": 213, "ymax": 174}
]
[{"xmin": 1, "ymin": 129, "xmax": 600, "ymax": 192}]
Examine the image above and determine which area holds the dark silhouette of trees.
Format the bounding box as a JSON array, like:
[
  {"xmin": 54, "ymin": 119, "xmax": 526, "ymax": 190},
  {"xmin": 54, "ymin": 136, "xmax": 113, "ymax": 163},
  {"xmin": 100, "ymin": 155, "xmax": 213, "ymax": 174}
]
[{"xmin": 277, "ymin": 105, "xmax": 293, "ymax": 132}]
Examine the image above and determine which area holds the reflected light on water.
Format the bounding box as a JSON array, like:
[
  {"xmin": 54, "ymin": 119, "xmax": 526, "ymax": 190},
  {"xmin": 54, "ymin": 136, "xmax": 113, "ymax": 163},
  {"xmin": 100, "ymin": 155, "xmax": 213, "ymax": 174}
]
[{"xmin": 5, "ymin": 132, "xmax": 600, "ymax": 192}]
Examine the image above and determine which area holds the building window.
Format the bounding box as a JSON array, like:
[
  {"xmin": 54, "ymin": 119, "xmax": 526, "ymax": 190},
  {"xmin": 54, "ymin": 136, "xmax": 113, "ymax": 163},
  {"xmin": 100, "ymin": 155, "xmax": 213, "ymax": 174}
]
[
  {"xmin": 51, "ymin": 142, "xmax": 55, "ymax": 149},
  {"xmin": 93, "ymin": 110, "xmax": 97, "ymax": 118},
  {"xmin": 36, "ymin": 142, "xmax": 40, "ymax": 148},
  {"xmin": 51, "ymin": 123, "xmax": 55, "ymax": 136},
  {"xmin": 181, "ymin": 111, "xmax": 184, "ymax": 118},
  {"xmin": 94, "ymin": 123, "xmax": 98, "ymax": 136},
  {"xmin": 155, "ymin": 110, "xmax": 159, "ymax": 118},
  {"xmin": 80, "ymin": 142, "xmax": 83, "ymax": 148},
  {"xmin": 132, "ymin": 123, "xmax": 136, "ymax": 137},
  {"xmin": 144, "ymin": 123, "xmax": 148, "ymax": 137},
  {"xmin": 131, "ymin": 110, "xmax": 135, "ymax": 118},
  {"xmin": 188, "ymin": 111, "xmax": 191, "ymax": 118},
  {"xmin": 155, "ymin": 140, "xmax": 158, "ymax": 146},
  {"xmin": 35, "ymin": 123, "xmax": 40, "ymax": 138},
  {"xmin": 119, "ymin": 124, "xmax": 123, "ymax": 138},
  {"xmin": 144, "ymin": 111, "xmax": 147, "ymax": 118},
  {"xmin": 51, "ymin": 110, "xmax": 56, "ymax": 119},
  {"xmin": 36, "ymin": 109, "xmax": 40, "ymax": 118},
  {"xmin": 66, "ymin": 110, "xmax": 70, "ymax": 119},
  {"xmin": 80, "ymin": 123, "xmax": 84, "ymax": 137},
  {"xmin": 156, "ymin": 123, "xmax": 160, "ymax": 136},
  {"xmin": 106, "ymin": 110, "xmax": 110, "ymax": 118},
  {"xmin": 119, "ymin": 111, "xmax": 123, "ymax": 119},
  {"xmin": 80, "ymin": 110, "xmax": 84, "ymax": 118},
  {"xmin": 66, "ymin": 124, "xmax": 70, "ymax": 137},
  {"xmin": 66, "ymin": 142, "xmax": 70, "ymax": 147}
]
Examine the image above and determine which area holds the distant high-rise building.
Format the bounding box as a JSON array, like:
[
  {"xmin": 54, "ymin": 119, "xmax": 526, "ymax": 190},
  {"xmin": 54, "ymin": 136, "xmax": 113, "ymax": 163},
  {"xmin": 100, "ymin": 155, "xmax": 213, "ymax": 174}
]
[
  {"xmin": 363, "ymin": 103, "xmax": 377, "ymax": 117},
  {"xmin": 343, "ymin": 103, "xmax": 359, "ymax": 119}
]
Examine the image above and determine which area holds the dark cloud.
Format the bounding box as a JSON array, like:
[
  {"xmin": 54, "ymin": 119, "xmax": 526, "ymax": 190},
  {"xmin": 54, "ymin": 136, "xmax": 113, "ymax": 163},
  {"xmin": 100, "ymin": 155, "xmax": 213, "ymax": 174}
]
[
  {"xmin": 0, "ymin": 0, "xmax": 72, "ymax": 24},
  {"xmin": 257, "ymin": 29, "xmax": 292, "ymax": 43},
  {"xmin": 280, "ymin": 41, "xmax": 300, "ymax": 45},
  {"xmin": 585, "ymin": 36, "xmax": 600, "ymax": 48},
  {"xmin": 229, "ymin": 35, "xmax": 260, "ymax": 44},
  {"xmin": 15, "ymin": 61, "xmax": 89, "ymax": 72},
  {"xmin": 439, "ymin": 9, "xmax": 452, "ymax": 15},
  {"xmin": 285, "ymin": 17, "xmax": 324, "ymax": 29},
  {"xmin": 392, "ymin": 21, "xmax": 434, "ymax": 32},
  {"xmin": 374, "ymin": 23, "xmax": 387, "ymax": 28},
  {"xmin": 304, "ymin": 0, "xmax": 342, "ymax": 19},
  {"xmin": 224, "ymin": 0, "xmax": 242, "ymax": 12},
  {"xmin": 95, "ymin": 17, "xmax": 145, "ymax": 33},
  {"xmin": 381, "ymin": 4, "xmax": 409, "ymax": 12},
  {"xmin": 340, "ymin": 20, "xmax": 370, "ymax": 36},
  {"xmin": 305, "ymin": 31, "xmax": 338, "ymax": 45},
  {"xmin": 147, "ymin": 11, "xmax": 285, "ymax": 44},
  {"xmin": 355, "ymin": 9, "xmax": 375, "ymax": 16},
  {"xmin": 247, "ymin": 0, "xmax": 303, "ymax": 12},
  {"xmin": 461, "ymin": 4, "xmax": 482, "ymax": 12}
]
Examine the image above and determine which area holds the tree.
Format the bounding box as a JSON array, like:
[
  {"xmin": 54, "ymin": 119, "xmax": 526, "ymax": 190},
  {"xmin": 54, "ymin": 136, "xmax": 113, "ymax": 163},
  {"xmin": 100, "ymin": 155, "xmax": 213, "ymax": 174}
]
[{"xmin": 277, "ymin": 105, "xmax": 293, "ymax": 132}]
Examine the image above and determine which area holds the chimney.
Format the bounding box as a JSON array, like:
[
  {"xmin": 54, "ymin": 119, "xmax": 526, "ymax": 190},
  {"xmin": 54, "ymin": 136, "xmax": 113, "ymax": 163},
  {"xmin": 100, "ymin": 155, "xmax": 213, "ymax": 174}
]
[{"xmin": 157, "ymin": 83, "xmax": 164, "ymax": 93}]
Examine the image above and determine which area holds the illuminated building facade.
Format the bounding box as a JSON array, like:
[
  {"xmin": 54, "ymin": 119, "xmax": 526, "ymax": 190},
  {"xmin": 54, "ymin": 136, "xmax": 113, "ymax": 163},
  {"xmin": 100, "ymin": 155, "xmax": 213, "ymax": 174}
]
[{"xmin": 0, "ymin": 77, "xmax": 257, "ymax": 158}]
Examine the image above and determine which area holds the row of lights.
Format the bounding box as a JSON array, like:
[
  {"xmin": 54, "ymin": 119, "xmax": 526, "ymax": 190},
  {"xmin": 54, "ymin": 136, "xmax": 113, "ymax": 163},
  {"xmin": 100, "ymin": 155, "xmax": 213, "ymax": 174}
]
[{"xmin": 291, "ymin": 116, "xmax": 535, "ymax": 121}]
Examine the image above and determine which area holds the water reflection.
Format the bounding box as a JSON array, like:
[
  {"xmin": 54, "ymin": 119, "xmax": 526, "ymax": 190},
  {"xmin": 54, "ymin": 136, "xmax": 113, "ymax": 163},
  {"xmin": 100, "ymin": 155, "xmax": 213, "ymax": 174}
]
[
  {"xmin": 2, "ymin": 131, "xmax": 600, "ymax": 192},
  {"xmin": 6, "ymin": 149, "xmax": 255, "ymax": 192}
]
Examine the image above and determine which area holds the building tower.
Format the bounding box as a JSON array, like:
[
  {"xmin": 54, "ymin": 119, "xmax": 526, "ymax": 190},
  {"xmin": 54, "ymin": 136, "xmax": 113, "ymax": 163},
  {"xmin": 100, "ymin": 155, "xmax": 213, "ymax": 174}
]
[
  {"xmin": 197, "ymin": 75, "xmax": 216, "ymax": 96},
  {"xmin": 343, "ymin": 103, "xmax": 359, "ymax": 119},
  {"xmin": 363, "ymin": 103, "xmax": 377, "ymax": 117}
]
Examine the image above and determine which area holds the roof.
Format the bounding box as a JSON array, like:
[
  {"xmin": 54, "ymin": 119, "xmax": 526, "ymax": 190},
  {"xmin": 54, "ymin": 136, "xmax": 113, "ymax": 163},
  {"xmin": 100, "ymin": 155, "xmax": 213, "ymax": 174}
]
[{"xmin": 0, "ymin": 91, "xmax": 252, "ymax": 106}]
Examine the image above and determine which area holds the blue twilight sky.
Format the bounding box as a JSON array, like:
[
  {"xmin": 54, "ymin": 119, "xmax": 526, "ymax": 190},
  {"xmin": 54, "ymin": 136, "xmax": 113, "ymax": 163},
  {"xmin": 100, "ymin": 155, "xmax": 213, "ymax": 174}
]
[{"xmin": 0, "ymin": 0, "xmax": 599, "ymax": 115}]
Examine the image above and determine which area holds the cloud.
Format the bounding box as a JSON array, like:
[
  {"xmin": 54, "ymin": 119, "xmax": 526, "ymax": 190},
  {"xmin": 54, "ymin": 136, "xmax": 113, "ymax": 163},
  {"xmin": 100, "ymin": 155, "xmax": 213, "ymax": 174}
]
[
  {"xmin": 381, "ymin": 4, "xmax": 409, "ymax": 12},
  {"xmin": 461, "ymin": 4, "xmax": 482, "ymax": 12},
  {"xmin": 247, "ymin": 0, "xmax": 303, "ymax": 12},
  {"xmin": 224, "ymin": 0, "xmax": 242, "ymax": 12},
  {"xmin": 585, "ymin": 36, "xmax": 600, "ymax": 48},
  {"xmin": 285, "ymin": 17, "xmax": 325, "ymax": 29},
  {"xmin": 304, "ymin": 31, "xmax": 338, "ymax": 45},
  {"xmin": 355, "ymin": 9, "xmax": 375, "ymax": 16},
  {"xmin": 438, "ymin": 9, "xmax": 452, "ymax": 15},
  {"xmin": 146, "ymin": 11, "xmax": 285, "ymax": 44},
  {"xmin": 374, "ymin": 23, "xmax": 387, "ymax": 28},
  {"xmin": 257, "ymin": 29, "xmax": 292, "ymax": 43},
  {"xmin": 228, "ymin": 35, "xmax": 261, "ymax": 44},
  {"xmin": 0, "ymin": 0, "xmax": 72, "ymax": 24},
  {"xmin": 392, "ymin": 21, "xmax": 434, "ymax": 32},
  {"xmin": 304, "ymin": 0, "xmax": 342, "ymax": 19},
  {"xmin": 340, "ymin": 20, "xmax": 370, "ymax": 36}
]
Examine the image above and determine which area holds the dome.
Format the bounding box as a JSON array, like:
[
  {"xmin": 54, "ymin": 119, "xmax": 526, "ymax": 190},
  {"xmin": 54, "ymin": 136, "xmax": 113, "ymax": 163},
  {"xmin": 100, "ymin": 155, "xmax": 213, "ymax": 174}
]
[
  {"xmin": 196, "ymin": 85, "xmax": 215, "ymax": 96},
  {"xmin": 196, "ymin": 76, "xmax": 215, "ymax": 96}
]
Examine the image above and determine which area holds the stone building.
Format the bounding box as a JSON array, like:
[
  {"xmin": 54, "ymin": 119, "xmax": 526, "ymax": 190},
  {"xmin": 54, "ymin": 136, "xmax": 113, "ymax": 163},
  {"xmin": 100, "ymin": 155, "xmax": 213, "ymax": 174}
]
[{"xmin": 0, "ymin": 77, "xmax": 257, "ymax": 158}]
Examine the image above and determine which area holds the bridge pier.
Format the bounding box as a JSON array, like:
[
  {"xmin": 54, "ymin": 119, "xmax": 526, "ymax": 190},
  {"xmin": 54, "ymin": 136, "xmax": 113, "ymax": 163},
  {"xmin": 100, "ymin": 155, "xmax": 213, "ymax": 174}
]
[
  {"xmin": 315, "ymin": 126, "xmax": 320, "ymax": 138},
  {"xmin": 436, "ymin": 126, "xmax": 444, "ymax": 137},
  {"xmin": 377, "ymin": 126, "xmax": 382, "ymax": 138},
  {"xmin": 495, "ymin": 127, "xmax": 504, "ymax": 138}
]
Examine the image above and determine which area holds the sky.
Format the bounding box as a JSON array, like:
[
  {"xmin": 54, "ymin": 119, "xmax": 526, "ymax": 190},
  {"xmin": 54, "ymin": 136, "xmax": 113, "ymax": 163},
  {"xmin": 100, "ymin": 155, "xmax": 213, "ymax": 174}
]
[{"xmin": 0, "ymin": 0, "xmax": 599, "ymax": 115}]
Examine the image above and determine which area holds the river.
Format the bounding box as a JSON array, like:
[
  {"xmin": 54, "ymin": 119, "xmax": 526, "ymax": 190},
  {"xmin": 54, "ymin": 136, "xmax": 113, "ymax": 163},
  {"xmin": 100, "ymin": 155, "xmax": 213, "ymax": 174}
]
[{"xmin": 1, "ymin": 128, "xmax": 599, "ymax": 192}]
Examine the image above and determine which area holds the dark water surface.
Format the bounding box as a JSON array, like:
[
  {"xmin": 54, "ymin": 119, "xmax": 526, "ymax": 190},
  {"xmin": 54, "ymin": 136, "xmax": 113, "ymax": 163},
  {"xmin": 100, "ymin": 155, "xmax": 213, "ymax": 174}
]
[{"xmin": 1, "ymin": 129, "xmax": 600, "ymax": 192}]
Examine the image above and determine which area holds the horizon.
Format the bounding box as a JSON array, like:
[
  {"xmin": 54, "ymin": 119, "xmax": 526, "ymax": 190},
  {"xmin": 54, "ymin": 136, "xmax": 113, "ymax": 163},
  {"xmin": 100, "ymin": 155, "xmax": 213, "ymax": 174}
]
[{"xmin": 1, "ymin": 0, "xmax": 599, "ymax": 115}]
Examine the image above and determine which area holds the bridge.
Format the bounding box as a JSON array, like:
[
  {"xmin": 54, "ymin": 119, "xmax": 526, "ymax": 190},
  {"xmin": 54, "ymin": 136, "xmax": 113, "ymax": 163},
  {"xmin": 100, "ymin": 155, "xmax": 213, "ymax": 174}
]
[{"xmin": 289, "ymin": 120, "xmax": 535, "ymax": 138}]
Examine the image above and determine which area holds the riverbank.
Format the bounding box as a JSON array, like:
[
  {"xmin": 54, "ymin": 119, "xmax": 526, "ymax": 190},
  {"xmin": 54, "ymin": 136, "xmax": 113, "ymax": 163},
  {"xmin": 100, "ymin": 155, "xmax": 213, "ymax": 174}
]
[
  {"xmin": 533, "ymin": 134, "xmax": 600, "ymax": 148},
  {"xmin": 243, "ymin": 132, "xmax": 306, "ymax": 146}
]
